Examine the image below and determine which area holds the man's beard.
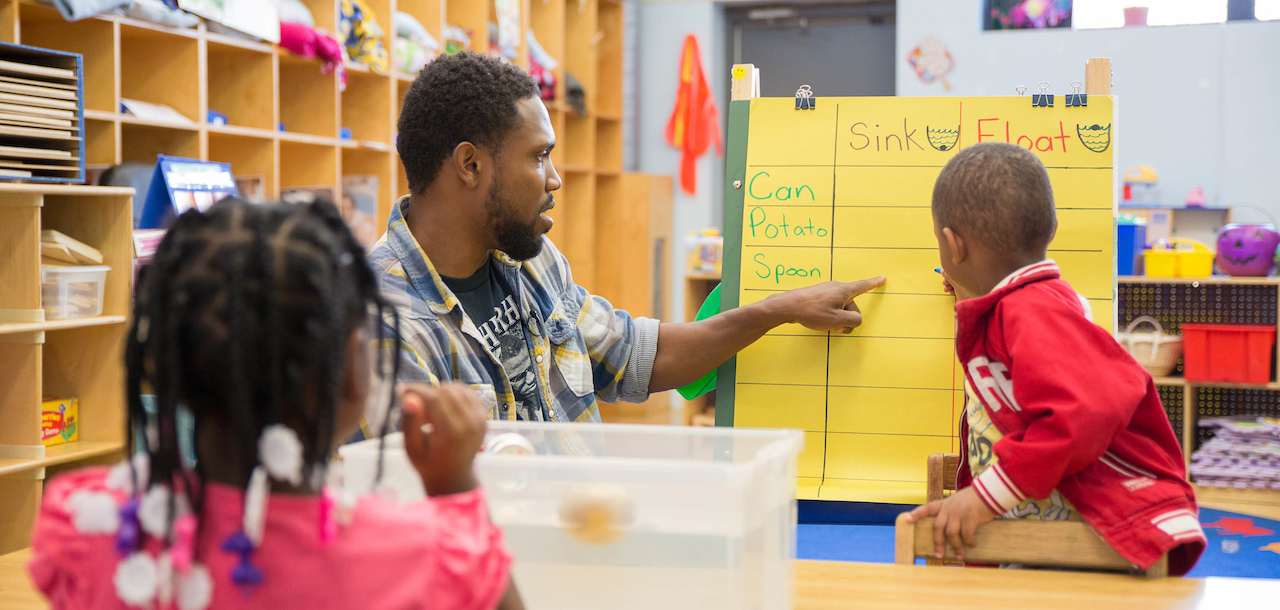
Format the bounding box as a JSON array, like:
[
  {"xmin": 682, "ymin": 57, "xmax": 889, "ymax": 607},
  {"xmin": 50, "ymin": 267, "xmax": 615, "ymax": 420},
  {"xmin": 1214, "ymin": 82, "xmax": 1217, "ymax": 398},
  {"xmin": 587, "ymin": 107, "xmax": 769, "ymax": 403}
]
[{"xmin": 485, "ymin": 177, "xmax": 548, "ymax": 261}]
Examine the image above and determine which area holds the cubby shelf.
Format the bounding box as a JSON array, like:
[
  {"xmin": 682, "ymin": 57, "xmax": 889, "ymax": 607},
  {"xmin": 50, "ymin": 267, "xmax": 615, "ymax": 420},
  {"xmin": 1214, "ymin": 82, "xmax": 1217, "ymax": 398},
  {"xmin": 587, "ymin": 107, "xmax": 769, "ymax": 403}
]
[
  {"xmin": 0, "ymin": 315, "xmax": 127, "ymax": 336},
  {"xmin": 0, "ymin": 441, "xmax": 126, "ymax": 477},
  {"xmin": 0, "ymin": 184, "xmax": 132, "ymax": 555},
  {"xmin": 11, "ymin": 0, "xmax": 626, "ymax": 292}
]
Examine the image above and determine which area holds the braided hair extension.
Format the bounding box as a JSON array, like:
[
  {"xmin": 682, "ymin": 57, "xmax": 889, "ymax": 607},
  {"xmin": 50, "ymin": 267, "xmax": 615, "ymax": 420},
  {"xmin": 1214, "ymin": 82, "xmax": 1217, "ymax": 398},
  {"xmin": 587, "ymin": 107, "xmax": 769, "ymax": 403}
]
[{"xmin": 124, "ymin": 196, "xmax": 401, "ymax": 552}]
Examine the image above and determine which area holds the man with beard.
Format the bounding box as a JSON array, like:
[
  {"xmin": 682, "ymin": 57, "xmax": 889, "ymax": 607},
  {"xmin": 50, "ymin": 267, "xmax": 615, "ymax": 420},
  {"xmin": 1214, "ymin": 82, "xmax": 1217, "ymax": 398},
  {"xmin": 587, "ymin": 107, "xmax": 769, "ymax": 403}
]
[{"xmin": 369, "ymin": 52, "xmax": 884, "ymax": 427}]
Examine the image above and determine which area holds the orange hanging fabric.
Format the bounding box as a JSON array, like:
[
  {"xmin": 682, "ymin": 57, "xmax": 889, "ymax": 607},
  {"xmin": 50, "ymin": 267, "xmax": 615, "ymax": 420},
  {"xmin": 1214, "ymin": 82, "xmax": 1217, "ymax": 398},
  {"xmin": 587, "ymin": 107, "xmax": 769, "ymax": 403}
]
[{"xmin": 664, "ymin": 35, "xmax": 722, "ymax": 196}]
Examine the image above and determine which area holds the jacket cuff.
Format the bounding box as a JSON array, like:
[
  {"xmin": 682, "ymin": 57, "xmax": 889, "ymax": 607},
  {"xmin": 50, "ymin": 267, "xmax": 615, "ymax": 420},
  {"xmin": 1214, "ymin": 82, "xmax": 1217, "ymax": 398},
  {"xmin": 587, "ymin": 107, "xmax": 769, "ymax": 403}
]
[
  {"xmin": 619, "ymin": 316, "xmax": 659, "ymax": 402},
  {"xmin": 972, "ymin": 462, "xmax": 1027, "ymax": 516}
]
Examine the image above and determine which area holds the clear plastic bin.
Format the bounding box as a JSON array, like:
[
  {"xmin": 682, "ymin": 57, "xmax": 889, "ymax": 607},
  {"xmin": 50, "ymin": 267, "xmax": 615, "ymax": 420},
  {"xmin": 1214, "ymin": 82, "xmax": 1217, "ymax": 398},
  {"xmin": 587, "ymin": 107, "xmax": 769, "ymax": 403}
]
[
  {"xmin": 340, "ymin": 422, "xmax": 803, "ymax": 610},
  {"xmin": 41, "ymin": 265, "xmax": 109, "ymax": 320}
]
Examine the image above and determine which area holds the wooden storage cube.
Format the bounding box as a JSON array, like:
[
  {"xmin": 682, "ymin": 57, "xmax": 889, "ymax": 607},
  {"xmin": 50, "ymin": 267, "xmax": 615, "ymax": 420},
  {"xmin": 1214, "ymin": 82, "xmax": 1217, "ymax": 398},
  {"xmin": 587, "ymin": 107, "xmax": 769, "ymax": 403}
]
[
  {"xmin": 398, "ymin": 0, "xmax": 443, "ymax": 41},
  {"xmin": 0, "ymin": 0, "xmax": 16, "ymax": 44},
  {"xmin": 596, "ymin": 0, "xmax": 623, "ymax": 118},
  {"xmin": 279, "ymin": 140, "xmax": 337, "ymax": 195},
  {"xmin": 530, "ymin": 0, "xmax": 565, "ymax": 102},
  {"xmin": 0, "ymin": 477, "xmax": 41, "ymax": 555},
  {"xmin": 356, "ymin": 0, "xmax": 393, "ymax": 69},
  {"xmin": 0, "ymin": 194, "xmax": 40, "ymax": 314},
  {"xmin": 18, "ymin": 3, "xmax": 115, "ymax": 113},
  {"xmin": 84, "ymin": 118, "xmax": 118, "ymax": 167},
  {"xmin": 207, "ymin": 41, "xmax": 274, "ymax": 130},
  {"xmin": 342, "ymin": 70, "xmax": 391, "ymax": 145},
  {"xmin": 564, "ymin": 0, "xmax": 597, "ymax": 112},
  {"xmin": 119, "ymin": 24, "xmax": 200, "ymax": 123},
  {"xmin": 594, "ymin": 173, "xmax": 672, "ymax": 320},
  {"xmin": 299, "ymin": 0, "xmax": 337, "ymax": 31},
  {"xmin": 0, "ymin": 339, "xmax": 40, "ymax": 447},
  {"xmin": 121, "ymin": 122, "xmax": 198, "ymax": 164},
  {"xmin": 447, "ymin": 0, "xmax": 488, "ymax": 52},
  {"xmin": 595, "ymin": 118, "xmax": 621, "ymax": 173},
  {"xmin": 342, "ymin": 147, "xmax": 392, "ymax": 230},
  {"xmin": 208, "ymin": 131, "xmax": 275, "ymax": 200},
  {"xmin": 279, "ymin": 62, "xmax": 337, "ymax": 137},
  {"xmin": 396, "ymin": 76, "xmax": 412, "ymax": 120},
  {"xmin": 563, "ymin": 113, "xmax": 594, "ymax": 170},
  {"xmin": 42, "ymin": 193, "xmax": 133, "ymax": 319},
  {"xmin": 557, "ymin": 169, "xmax": 596, "ymax": 290},
  {"xmin": 43, "ymin": 324, "xmax": 127, "ymax": 446}
]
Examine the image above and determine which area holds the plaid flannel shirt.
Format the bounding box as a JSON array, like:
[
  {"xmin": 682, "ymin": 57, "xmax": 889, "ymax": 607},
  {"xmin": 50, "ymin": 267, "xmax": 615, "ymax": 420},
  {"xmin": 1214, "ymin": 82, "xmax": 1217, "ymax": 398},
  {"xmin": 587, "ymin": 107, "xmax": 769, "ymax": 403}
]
[{"xmin": 366, "ymin": 197, "xmax": 658, "ymax": 428}]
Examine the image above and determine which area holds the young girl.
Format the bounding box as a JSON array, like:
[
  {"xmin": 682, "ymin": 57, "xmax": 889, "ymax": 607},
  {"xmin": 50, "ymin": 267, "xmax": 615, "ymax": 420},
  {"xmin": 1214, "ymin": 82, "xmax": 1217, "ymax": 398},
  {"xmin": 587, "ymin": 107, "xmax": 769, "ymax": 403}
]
[{"xmin": 28, "ymin": 197, "xmax": 523, "ymax": 609}]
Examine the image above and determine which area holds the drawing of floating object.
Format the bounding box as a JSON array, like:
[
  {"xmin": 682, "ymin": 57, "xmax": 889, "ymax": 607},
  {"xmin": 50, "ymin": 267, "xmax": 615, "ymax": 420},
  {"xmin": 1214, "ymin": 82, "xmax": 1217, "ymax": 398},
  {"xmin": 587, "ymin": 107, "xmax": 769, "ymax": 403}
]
[
  {"xmin": 927, "ymin": 126, "xmax": 960, "ymax": 151},
  {"xmin": 1076, "ymin": 123, "xmax": 1111, "ymax": 153}
]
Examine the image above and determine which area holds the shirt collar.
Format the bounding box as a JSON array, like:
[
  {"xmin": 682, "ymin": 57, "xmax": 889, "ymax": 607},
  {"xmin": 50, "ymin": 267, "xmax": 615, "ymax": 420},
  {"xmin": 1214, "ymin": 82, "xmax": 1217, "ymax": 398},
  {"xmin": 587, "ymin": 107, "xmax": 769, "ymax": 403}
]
[
  {"xmin": 991, "ymin": 259, "xmax": 1060, "ymax": 292},
  {"xmin": 385, "ymin": 196, "xmax": 524, "ymax": 316}
]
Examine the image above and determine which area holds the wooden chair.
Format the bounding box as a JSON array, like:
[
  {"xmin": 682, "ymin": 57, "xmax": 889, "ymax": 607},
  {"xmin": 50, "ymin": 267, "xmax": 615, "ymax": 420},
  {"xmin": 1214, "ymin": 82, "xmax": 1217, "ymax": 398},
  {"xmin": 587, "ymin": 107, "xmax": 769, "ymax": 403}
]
[
  {"xmin": 925, "ymin": 453, "xmax": 962, "ymax": 566},
  {"xmin": 927, "ymin": 453, "xmax": 960, "ymax": 503},
  {"xmin": 894, "ymin": 514, "xmax": 1168, "ymax": 577},
  {"xmin": 905, "ymin": 453, "xmax": 1168, "ymax": 577}
]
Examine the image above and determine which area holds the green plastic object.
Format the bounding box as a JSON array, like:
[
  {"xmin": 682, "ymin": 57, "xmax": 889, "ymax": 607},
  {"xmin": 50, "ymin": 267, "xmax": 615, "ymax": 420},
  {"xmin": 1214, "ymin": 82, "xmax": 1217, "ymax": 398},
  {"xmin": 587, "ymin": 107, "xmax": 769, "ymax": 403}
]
[{"xmin": 676, "ymin": 284, "xmax": 722, "ymax": 400}]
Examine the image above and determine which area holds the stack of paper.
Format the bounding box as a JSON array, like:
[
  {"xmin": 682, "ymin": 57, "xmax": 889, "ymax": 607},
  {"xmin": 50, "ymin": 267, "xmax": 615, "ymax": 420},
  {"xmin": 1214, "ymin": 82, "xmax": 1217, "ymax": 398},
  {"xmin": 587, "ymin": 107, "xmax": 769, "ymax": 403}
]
[
  {"xmin": 41, "ymin": 230, "xmax": 102, "ymax": 265},
  {"xmin": 0, "ymin": 47, "xmax": 84, "ymax": 182}
]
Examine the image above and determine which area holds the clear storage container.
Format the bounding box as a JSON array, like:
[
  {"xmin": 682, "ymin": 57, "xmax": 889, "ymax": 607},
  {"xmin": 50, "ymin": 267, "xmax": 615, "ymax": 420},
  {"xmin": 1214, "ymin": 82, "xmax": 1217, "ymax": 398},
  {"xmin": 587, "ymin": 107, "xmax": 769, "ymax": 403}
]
[
  {"xmin": 340, "ymin": 422, "xmax": 802, "ymax": 610},
  {"xmin": 41, "ymin": 265, "xmax": 109, "ymax": 320}
]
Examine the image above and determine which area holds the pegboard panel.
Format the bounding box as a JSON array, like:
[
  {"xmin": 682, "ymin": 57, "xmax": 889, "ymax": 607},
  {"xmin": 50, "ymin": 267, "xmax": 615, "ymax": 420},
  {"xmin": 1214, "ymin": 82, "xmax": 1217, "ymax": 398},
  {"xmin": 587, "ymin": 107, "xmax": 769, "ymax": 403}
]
[
  {"xmin": 1194, "ymin": 387, "xmax": 1280, "ymax": 450},
  {"xmin": 1118, "ymin": 283, "xmax": 1277, "ymax": 334},
  {"xmin": 1158, "ymin": 385, "xmax": 1185, "ymax": 449}
]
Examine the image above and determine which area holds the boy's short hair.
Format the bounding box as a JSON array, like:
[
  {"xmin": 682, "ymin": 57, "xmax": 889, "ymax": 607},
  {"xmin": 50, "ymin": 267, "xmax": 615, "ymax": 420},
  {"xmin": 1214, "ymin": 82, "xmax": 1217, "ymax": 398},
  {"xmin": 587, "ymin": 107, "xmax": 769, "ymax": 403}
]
[{"xmin": 931, "ymin": 142, "xmax": 1057, "ymax": 255}]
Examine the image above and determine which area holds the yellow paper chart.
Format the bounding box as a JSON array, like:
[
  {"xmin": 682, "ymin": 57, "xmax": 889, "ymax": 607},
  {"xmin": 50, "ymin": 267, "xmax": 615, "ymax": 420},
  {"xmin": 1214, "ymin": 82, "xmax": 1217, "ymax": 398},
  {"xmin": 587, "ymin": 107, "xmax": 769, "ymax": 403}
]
[{"xmin": 720, "ymin": 96, "xmax": 1117, "ymax": 504}]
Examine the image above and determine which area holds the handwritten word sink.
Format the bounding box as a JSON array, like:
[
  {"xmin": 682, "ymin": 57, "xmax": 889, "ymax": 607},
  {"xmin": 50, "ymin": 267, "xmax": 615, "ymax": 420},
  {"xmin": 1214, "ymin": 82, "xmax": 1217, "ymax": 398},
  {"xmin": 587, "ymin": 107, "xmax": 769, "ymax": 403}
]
[{"xmin": 340, "ymin": 422, "xmax": 802, "ymax": 610}]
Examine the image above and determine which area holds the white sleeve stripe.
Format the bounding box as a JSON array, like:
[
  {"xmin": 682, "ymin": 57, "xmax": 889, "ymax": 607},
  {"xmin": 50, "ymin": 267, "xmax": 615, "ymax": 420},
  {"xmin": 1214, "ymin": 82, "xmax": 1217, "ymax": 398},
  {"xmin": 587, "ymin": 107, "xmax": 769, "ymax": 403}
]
[
  {"xmin": 974, "ymin": 464, "xmax": 1022, "ymax": 513},
  {"xmin": 972, "ymin": 479, "xmax": 1004, "ymax": 514},
  {"xmin": 990, "ymin": 462, "xmax": 1027, "ymax": 501},
  {"xmin": 1153, "ymin": 514, "xmax": 1203, "ymax": 539},
  {"xmin": 1106, "ymin": 451, "xmax": 1158, "ymax": 479}
]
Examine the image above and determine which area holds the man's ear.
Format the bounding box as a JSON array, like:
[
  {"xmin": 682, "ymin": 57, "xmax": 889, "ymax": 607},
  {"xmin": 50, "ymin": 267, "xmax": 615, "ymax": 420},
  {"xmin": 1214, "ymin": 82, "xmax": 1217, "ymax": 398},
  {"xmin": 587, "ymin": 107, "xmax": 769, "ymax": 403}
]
[
  {"xmin": 450, "ymin": 142, "xmax": 484, "ymax": 189},
  {"xmin": 942, "ymin": 227, "xmax": 968, "ymax": 265}
]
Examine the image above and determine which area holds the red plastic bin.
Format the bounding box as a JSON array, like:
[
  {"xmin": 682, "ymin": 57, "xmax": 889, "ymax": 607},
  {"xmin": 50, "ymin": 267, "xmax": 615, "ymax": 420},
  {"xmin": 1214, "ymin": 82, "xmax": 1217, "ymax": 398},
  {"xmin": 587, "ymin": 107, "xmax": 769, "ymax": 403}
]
[{"xmin": 1180, "ymin": 324, "xmax": 1276, "ymax": 385}]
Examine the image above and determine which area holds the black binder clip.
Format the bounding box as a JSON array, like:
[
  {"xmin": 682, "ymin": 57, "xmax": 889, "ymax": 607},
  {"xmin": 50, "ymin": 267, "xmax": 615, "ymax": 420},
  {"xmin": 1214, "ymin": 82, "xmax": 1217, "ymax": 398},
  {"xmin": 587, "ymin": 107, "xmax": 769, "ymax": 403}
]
[
  {"xmin": 1032, "ymin": 81, "xmax": 1053, "ymax": 107},
  {"xmin": 1065, "ymin": 81, "xmax": 1088, "ymax": 107},
  {"xmin": 795, "ymin": 85, "xmax": 815, "ymax": 110}
]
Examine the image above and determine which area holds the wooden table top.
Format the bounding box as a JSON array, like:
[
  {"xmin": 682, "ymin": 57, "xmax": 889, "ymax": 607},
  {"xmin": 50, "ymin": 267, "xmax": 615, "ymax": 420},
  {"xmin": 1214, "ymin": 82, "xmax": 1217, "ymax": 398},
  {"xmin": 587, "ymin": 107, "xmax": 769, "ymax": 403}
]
[
  {"xmin": 793, "ymin": 560, "xmax": 1277, "ymax": 609},
  {"xmin": 2, "ymin": 549, "xmax": 1276, "ymax": 609}
]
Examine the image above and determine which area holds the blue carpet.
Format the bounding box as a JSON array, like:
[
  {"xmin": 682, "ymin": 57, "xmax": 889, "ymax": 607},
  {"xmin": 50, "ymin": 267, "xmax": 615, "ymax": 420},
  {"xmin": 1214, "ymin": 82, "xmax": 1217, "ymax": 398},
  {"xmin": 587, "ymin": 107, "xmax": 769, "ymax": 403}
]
[{"xmin": 797, "ymin": 508, "xmax": 1280, "ymax": 579}]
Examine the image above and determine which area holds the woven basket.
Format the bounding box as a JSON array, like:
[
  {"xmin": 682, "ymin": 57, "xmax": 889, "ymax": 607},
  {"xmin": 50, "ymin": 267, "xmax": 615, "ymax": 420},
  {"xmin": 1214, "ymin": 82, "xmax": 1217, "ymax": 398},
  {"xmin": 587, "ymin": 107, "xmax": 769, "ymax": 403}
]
[{"xmin": 1116, "ymin": 316, "xmax": 1183, "ymax": 378}]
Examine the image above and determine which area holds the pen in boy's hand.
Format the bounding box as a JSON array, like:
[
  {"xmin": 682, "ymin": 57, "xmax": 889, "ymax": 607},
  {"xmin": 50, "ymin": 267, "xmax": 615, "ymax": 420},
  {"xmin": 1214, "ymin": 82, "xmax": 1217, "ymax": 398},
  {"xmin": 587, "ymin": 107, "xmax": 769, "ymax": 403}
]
[{"xmin": 934, "ymin": 268, "xmax": 942, "ymax": 274}]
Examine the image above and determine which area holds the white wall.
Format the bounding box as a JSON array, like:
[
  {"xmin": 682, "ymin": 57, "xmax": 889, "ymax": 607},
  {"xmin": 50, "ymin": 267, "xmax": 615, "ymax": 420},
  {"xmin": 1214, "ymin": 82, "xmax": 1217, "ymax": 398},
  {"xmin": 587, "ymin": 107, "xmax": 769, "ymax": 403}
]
[
  {"xmin": 637, "ymin": 0, "xmax": 727, "ymax": 323},
  {"xmin": 896, "ymin": 0, "xmax": 1280, "ymax": 225}
]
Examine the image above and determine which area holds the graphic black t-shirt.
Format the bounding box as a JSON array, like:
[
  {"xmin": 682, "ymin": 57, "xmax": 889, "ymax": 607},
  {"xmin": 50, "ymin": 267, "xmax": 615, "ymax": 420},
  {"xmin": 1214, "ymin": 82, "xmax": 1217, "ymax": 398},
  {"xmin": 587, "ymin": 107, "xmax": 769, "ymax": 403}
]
[{"xmin": 441, "ymin": 261, "xmax": 549, "ymax": 421}]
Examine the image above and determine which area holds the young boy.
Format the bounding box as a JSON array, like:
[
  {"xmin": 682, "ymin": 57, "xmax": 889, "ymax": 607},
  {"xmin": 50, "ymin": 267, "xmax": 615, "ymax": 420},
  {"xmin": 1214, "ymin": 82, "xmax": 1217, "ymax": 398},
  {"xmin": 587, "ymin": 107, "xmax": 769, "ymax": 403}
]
[{"xmin": 904, "ymin": 142, "xmax": 1205, "ymax": 575}]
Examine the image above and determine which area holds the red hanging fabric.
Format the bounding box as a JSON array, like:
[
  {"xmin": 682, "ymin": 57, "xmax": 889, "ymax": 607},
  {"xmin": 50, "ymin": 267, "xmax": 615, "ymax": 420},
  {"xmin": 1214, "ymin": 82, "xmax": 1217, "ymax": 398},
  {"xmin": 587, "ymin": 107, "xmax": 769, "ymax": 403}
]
[{"xmin": 664, "ymin": 35, "xmax": 722, "ymax": 196}]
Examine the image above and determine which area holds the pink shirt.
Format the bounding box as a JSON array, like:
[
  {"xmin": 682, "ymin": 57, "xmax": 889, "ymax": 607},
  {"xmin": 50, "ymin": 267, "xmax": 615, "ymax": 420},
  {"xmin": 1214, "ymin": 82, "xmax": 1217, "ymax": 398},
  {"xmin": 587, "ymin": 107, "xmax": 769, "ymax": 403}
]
[{"xmin": 29, "ymin": 467, "xmax": 512, "ymax": 610}]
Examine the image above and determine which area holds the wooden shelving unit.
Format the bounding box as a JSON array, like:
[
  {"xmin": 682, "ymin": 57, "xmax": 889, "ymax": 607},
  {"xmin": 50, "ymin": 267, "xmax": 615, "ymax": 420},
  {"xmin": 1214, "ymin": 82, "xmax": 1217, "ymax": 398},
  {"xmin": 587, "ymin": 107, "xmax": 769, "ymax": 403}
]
[
  {"xmin": 1119, "ymin": 275, "xmax": 1280, "ymax": 517},
  {"xmin": 6, "ymin": 0, "xmax": 628, "ymax": 294},
  {"xmin": 0, "ymin": 183, "xmax": 132, "ymax": 555}
]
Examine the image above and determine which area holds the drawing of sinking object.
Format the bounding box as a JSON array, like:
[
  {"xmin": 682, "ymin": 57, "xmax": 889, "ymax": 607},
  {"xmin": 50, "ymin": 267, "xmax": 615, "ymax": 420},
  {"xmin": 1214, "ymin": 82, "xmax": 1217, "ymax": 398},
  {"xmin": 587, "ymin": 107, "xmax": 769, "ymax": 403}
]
[
  {"xmin": 927, "ymin": 126, "xmax": 960, "ymax": 151},
  {"xmin": 1076, "ymin": 123, "xmax": 1111, "ymax": 153}
]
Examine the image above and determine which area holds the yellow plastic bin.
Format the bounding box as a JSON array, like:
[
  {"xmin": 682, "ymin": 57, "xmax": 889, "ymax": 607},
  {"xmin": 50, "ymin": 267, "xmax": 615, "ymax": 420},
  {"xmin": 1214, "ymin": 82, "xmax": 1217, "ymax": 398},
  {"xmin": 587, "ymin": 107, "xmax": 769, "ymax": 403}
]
[{"xmin": 1144, "ymin": 239, "xmax": 1215, "ymax": 277}]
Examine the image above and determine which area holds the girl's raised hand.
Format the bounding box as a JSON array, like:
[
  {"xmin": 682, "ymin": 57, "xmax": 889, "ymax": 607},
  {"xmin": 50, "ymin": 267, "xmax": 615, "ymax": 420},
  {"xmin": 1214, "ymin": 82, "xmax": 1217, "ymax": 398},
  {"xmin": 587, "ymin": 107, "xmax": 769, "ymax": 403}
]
[{"xmin": 399, "ymin": 382, "xmax": 488, "ymax": 496}]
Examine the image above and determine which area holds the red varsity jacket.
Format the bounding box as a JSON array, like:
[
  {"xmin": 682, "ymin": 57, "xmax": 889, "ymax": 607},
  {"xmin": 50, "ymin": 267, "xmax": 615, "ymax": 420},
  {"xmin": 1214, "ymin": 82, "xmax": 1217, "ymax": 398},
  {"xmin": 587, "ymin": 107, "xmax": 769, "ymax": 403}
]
[{"xmin": 953, "ymin": 261, "xmax": 1205, "ymax": 575}]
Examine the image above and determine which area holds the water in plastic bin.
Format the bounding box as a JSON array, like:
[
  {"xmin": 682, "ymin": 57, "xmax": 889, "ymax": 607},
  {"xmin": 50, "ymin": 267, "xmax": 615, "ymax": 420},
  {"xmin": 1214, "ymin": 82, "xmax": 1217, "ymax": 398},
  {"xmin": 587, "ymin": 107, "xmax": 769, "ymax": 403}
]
[{"xmin": 339, "ymin": 422, "xmax": 802, "ymax": 610}]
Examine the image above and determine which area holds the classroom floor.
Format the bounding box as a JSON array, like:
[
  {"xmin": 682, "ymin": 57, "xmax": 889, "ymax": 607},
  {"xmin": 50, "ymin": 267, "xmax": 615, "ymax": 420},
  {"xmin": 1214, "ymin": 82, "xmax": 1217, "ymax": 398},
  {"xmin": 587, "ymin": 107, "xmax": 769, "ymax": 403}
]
[{"xmin": 797, "ymin": 508, "xmax": 1280, "ymax": 579}]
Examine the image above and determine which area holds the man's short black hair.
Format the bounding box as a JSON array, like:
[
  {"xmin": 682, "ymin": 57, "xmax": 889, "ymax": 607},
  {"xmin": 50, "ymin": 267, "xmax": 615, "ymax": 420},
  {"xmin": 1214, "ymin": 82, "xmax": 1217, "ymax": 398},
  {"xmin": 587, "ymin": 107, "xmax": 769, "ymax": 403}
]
[
  {"xmin": 931, "ymin": 142, "xmax": 1057, "ymax": 255},
  {"xmin": 397, "ymin": 51, "xmax": 540, "ymax": 194}
]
